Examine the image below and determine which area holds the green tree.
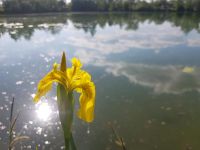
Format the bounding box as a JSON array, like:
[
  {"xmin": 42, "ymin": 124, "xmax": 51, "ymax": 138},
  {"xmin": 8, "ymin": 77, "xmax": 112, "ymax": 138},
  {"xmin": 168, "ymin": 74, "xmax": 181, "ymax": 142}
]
[
  {"xmin": 3, "ymin": 0, "xmax": 67, "ymax": 13},
  {"xmin": 192, "ymin": 0, "xmax": 200, "ymax": 11},
  {"xmin": 96, "ymin": 0, "xmax": 106, "ymax": 11}
]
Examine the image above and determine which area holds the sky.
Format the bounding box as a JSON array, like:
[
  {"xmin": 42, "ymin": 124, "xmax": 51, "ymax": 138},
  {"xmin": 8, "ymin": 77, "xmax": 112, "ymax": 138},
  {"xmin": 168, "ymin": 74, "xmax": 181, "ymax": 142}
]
[{"xmin": 66, "ymin": 0, "xmax": 71, "ymax": 3}]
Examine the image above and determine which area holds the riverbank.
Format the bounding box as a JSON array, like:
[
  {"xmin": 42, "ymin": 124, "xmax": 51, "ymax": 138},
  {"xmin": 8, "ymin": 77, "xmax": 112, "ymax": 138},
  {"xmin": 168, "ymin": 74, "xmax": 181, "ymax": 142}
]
[
  {"xmin": 1, "ymin": 0, "xmax": 200, "ymax": 15},
  {"xmin": 0, "ymin": 10, "xmax": 199, "ymax": 17}
]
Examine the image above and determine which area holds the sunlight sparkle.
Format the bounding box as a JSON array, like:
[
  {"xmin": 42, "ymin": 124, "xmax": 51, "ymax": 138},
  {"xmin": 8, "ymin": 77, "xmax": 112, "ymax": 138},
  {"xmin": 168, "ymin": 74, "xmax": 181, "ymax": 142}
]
[{"xmin": 36, "ymin": 103, "xmax": 52, "ymax": 121}]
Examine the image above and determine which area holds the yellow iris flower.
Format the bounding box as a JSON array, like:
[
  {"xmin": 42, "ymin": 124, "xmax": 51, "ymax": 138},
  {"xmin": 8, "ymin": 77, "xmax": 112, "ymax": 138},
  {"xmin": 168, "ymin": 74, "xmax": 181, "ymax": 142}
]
[{"xmin": 34, "ymin": 52, "xmax": 95, "ymax": 122}]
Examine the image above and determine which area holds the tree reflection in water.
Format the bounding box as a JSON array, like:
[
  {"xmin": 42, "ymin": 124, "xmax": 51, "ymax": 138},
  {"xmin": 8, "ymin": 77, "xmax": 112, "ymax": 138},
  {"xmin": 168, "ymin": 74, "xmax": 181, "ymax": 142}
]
[{"xmin": 0, "ymin": 13, "xmax": 200, "ymax": 40}]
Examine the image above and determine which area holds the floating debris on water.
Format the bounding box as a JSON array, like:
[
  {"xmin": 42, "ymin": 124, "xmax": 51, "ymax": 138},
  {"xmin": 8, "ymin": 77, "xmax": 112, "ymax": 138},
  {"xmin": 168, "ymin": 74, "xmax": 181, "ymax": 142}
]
[
  {"xmin": 44, "ymin": 57, "xmax": 50, "ymax": 62},
  {"xmin": 45, "ymin": 141, "xmax": 50, "ymax": 145},
  {"xmin": 38, "ymin": 24, "xmax": 49, "ymax": 28},
  {"xmin": 30, "ymin": 81, "xmax": 35, "ymax": 85},
  {"xmin": 24, "ymin": 124, "xmax": 28, "ymax": 130},
  {"xmin": 40, "ymin": 54, "xmax": 45, "ymax": 58},
  {"xmin": 177, "ymin": 112, "xmax": 186, "ymax": 116},
  {"xmin": 1, "ymin": 22, "xmax": 24, "ymax": 28},
  {"xmin": 26, "ymin": 145, "xmax": 32, "ymax": 149},
  {"xmin": 10, "ymin": 31, "xmax": 17, "ymax": 34},
  {"xmin": 29, "ymin": 121, "xmax": 33, "ymax": 125},
  {"xmin": 16, "ymin": 81, "xmax": 23, "ymax": 85},
  {"xmin": 0, "ymin": 125, "xmax": 6, "ymax": 130},
  {"xmin": 182, "ymin": 66, "xmax": 194, "ymax": 73},
  {"xmin": 28, "ymin": 25, "xmax": 34, "ymax": 28},
  {"xmin": 37, "ymin": 23, "xmax": 64, "ymax": 28},
  {"xmin": 160, "ymin": 106, "xmax": 165, "ymax": 110},
  {"xmin": 166, "ymin": 107, "xmax": 172, "ymax": 111},
  {"xmin": 161, "ymin": 121, "xmax": 166, "ymax": 125},
  {"xmin": 147, "ymin": 120, "xmax": 152, "ymax": 124},
  {"xmin": 2, "ymin": 92, "xmax": 7, "ymax": 95},
  {"xmin": 36, "ymin": 127, "xmax": 42, "ymax": 135},
  {"xmin": 87, "ymin": 126, "xmax": 90, "ymax": 134}
]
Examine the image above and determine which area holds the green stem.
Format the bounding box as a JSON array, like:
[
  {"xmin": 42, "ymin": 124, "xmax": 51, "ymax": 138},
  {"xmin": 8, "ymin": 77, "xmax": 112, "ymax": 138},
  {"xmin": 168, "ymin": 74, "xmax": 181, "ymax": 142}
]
[
  {"xmin": 69, "ymin": 133, "xmax": 77, "ymax": 150},
  {"xmin": 57, "ymin": 84, "xmax": 77, "ymax": 150},
  {"xmin": 63, "ymin": 133, "xmax": 77, "ymax": 150}
]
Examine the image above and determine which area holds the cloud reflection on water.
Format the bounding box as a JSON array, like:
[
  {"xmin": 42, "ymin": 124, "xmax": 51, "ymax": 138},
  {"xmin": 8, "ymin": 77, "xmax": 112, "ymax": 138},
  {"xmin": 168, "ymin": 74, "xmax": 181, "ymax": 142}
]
[
  {"xmin": 97, "ymin": 61, "xmax": 200, "ymax": 94},
  {"xmin": 65, "ymin": 21, "xmax": 185, "ymax": 55},
  {"xmin": 62, "ymin": 22, "xmax": 200, "ymax": 94}
]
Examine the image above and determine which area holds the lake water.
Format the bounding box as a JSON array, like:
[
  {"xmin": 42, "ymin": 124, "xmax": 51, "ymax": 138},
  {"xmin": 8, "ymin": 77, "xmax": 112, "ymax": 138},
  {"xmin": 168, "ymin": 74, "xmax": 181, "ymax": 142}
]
[{"xmin": 0, "ymin": 13, "xmax": 200, "ymax": 150}]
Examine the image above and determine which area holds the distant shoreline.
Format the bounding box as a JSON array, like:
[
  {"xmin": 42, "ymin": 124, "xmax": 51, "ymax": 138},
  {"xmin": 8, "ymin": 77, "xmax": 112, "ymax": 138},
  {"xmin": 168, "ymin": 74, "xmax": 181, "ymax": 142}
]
[
  {"xmin": 1, "ymin": 0, "xmax": 199, "ymax": 16},
  {"xmin": 0, "ymin": 11, "xmax": 197, "ymax": 17}
]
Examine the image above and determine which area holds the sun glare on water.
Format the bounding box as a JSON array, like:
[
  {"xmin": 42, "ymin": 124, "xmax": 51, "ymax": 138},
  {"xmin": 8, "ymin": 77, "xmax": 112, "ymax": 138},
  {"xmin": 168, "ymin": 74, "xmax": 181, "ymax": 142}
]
[{"xmin": 36, "ymin": 102, "xmax": 52, "ymax": 121}]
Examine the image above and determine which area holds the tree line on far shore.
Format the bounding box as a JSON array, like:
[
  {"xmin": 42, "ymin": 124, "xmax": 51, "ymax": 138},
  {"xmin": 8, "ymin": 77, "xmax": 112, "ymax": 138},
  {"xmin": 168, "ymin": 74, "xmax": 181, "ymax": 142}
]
[
  {"xmin": 1, "ymin": 0, "xmax": 200, "ymax": 14},
  {"xmin": 1, "ymin": 0, "xmax": 68, "ymax": 13}
]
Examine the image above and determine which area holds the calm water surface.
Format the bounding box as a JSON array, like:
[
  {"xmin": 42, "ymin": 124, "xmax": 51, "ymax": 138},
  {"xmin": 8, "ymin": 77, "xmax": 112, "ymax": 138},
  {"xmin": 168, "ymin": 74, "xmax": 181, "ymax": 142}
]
[{"xmin": 0, "ymin": 13, "xmax": 200, "ymax": 150}]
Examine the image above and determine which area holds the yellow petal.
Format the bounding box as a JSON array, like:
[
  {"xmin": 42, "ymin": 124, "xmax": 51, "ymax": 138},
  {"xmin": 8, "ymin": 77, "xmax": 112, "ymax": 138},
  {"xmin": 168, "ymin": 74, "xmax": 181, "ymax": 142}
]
[
  {"xmin": 69, "ymin": 58, "xmax": 95, "ymax": 122},
  {"xmin": 72, "ymin": 70, "xmax": 95, "ymax": 122},
  {"xmin": 76, "ymin": 82, "xmax": 95, "ymax": 122},
  {"xmin": 34, "ymin": 81, "xmax": 52, "ymax": 103},
  {"xmin": 72, "ymin": 57, "xmax": 82, "ymax": 68},
  {"xmin": 69, "ymin": 69, "xmax": 91, "ymax": 90},
  {"xmin": 34, "ymin": 68, "xmax": 68, "ymax": 103},
  {"xmin": 53, "ymin": 63, "xmax": 59, "ymax": 70},
  {"xmin": 67, "ymin": 58, "xmax": 83, "ymax": 80},
  {"xmin": 66, "ymin": 58, "xmax": 85, "ymax": 89}
]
